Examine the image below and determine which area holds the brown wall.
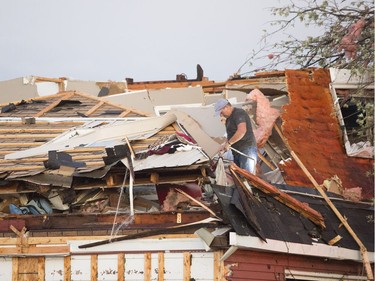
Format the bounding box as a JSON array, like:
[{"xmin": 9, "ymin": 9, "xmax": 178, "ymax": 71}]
[{"xmin": 225, "ymin": 249, "xmax": 367, "ymax": 281}]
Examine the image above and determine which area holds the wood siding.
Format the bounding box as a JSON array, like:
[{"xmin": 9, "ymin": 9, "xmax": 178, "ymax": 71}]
[{"xmin": 225, "ymin": 249, "xmax": 368, "ymax": 281}]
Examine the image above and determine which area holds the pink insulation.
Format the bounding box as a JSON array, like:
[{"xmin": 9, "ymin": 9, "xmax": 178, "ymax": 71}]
[
  {"xmin": 338, "ymin": 18, "xmax": 365, "ymax": 59},
  {"xmin": 246, "ymin": 89, "xmax": 280, "ymax": 148},
  {"xmin": 162, "ymin": 189, "xmax": 190, "ymax": 211}
]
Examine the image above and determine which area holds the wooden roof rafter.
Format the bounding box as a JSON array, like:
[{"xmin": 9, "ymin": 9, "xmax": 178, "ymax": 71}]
[
  {"xmin": 34, "ymin": 92, "xmax": 76, "ymax": 117},
  {"xmin": 0, "ymin": 90, "xmax": 151, "ymax": 118},
  {"xmin": 71, "ymin": 91, "xmax": 151, "ymax": 117}
]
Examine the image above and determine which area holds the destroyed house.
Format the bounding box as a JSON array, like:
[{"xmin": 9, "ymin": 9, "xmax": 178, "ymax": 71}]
[{"xmin": 0, "ymin": 68, "xmax": 373, "ymax": 280}]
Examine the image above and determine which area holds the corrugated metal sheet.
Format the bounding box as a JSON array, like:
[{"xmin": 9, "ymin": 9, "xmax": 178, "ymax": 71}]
[{"xmin": 130, "ymin": 148, "xmax": 208, "ymax": 171}]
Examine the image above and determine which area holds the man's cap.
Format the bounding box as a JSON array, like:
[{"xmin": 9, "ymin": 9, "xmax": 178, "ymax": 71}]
[{"xmin": 214, "ymin": 98, "xmax": 229, "ymax": 116}]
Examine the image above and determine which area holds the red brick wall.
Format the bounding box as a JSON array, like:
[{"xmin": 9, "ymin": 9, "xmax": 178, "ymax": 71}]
[{"xmin": 280, "ymin": 68, "xmax": 374, "ymax": 199}]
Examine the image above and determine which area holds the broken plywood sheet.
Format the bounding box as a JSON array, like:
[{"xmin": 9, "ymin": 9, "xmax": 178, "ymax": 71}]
[
  {"xmin": 170, "ymin": 110, "xmax": 221, "ymax": 158},
  {"xmin": 0, "ymin": 77, "xmax": 39, "ymax": 104},
  {"xmin": 5, "ymin": 114, "xmax": 177, "ymax": 160},
  {"xmin": 103, "ymin": 90, "xmax": 155, "ymax": 116},
  {"xmin": 149, "ymin": 86, "xmax": 204, "ymax": 106},
  {"xmin": 169, "ymin": 106, "xmax": 225, "ymax": 139},
  {"xmin": 66, "ymin": 80, "xmax": 101, "ymax": 96}
]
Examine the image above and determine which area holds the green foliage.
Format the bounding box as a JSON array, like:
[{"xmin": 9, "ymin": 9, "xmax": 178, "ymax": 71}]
[{"xmin": 244, "ymin": 0, "xmax": 374, "ymax": 79}]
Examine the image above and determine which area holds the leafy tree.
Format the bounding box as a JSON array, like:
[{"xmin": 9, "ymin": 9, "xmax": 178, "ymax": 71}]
[{"xmin": 241, "ymin": 0, "xmax": 374, "ymax": 78}]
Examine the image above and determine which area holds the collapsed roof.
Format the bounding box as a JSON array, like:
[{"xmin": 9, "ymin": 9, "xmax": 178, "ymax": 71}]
[{"xmin": 0, "ymin": 68, "xmax": 373, "ymax": 278}]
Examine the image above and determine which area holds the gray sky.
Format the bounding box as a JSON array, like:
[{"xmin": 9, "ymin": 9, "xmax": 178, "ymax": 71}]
[{"xmin": 0, "ymin": 0, "xmax": 284, "ymax": 82}]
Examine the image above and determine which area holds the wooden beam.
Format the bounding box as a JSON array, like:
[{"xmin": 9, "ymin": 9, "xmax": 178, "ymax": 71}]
[
  {"xmin": 150, "ymin": 172, "xmax": 159, "ymax": 184},
  {"xmin": 34, "ymin": 92, "xmax": 75, "ymax": 117},
  {"xmin": 0, "ymin": 234, "xmax": 198, "ymax": 246},
  {"xmin": 175, "ymin": 188, "xmax": 221, "ymax": 220},
  {"xmin": 214, "ymin": 251, "xmax": 223, "ymax": 281},
  {"xmin": 158, "ymin": 252, "xmax": 164, "ymax": 281},
  {"xmin": 0, "ymin": 245, "xmax": 70, "ymax": 255},
  {"xmin": 91, "ymin": 255, "xmax": 98, "ymax": 281},
  {"xmin": 0, "ymin": 134, "xmax": 58, "ymax": 139},
  {"xmin": 118, "ymin": 253, "xmax": 125, "ymax": 281},
  {"xmin": 0, "ymin": 142, "xmax": 44, "ymax": 147},
  {"xmin": 257, "ymin": 151, "xmax": 276, "ymax": 170},
  {"xmin": 0, "ymin": 128, "xmax": 67, "ymax": 133},
  {"xmin": 84, "ymin": 101, "xmax": 105, "ymax": 116},
  {"xmin": 118, "ymin": 109, "xmax": 131, "ymax": 118},
  {"xmin": 0, "ymin": 166, "xmax": 45, "ymax": 172},
  {"xmin": 64, "ymin": 256, "xmax": 71, "ymax": 281},
  {"xmin": 34, "ymin": 76, "xmax": 66, "ymax": 83},
  {"xmin": 183, "ymin": 252, "xmax": 191, "ymax": 281},
  {"xmin": 144, "ymin": 253, "xmax": 151, "ymax": 281}
]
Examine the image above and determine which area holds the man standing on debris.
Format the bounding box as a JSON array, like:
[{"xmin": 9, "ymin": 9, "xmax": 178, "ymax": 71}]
[{"xmin": 215, "ymin": 98, "xmax": 257, "ymax": 173}]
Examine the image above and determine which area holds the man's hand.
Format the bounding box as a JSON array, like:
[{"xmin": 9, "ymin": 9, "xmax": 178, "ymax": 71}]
[
  {"xmin": 224, "ymin": 142, "xmax": 231, "ymax": 151},
  {"xmin": 220, "ymin": 141, "xmax": 231, "ymax": 152}
]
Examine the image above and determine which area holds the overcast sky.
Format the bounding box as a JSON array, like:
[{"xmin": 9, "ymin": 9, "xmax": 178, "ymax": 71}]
[{"xmin": 1, "ymin": 0, "xmax": 288, "ymax": 82}]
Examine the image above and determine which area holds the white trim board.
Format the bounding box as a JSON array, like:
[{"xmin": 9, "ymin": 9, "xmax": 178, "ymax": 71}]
[{"xmin": 229, "ymin": 232, "xmax": 374, "ymax": 262}]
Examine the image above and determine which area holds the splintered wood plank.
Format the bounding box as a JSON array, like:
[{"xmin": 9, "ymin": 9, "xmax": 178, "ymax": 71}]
[
  {"xmin": 34, "ymin": 92, "xmax": 76, "ymax": 117},
  {"xmin": 118, "ymin": 253, "xmax": 125, "ymax": 281},
  {"xmin": 158, "ymin": 252, "xmax": 164, "ymax": 281},
  {"xmin": 64, "ymin": 256, "xmax": 71, "ymax": 281},
  {"xmin": 144, "ymin": 253, "xmax": 151, "ymax": 281},
  {"xmin": 91, "ymin": 255, "xmax": 98, "ymax": 281},
  {"xmin": 38, "ymin": 257, "xmax": 45, "ymax": 281},
  {"xmin": 84, "ymin": 101, "xmax": 105, "ymax": 116},
  {"xmin": 183, "ymin": 252, "xmax": 191, "ymax": 281}
]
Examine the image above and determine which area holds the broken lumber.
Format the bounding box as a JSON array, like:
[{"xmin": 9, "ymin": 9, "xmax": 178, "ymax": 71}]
[
  {"xmin": 229, "ymin": 163, "xmax": 325, "ymax": 229},
  {"xmin": 78, "ymin": 217, "xmax": 219, "ymax": 249},
  {"xmin": 274, "ymin": 123, "xmax": 374, "ymax": 280}
]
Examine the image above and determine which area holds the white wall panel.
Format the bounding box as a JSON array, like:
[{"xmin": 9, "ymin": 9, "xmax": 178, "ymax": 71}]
[
  {"xmin": 0, "ymin": 257, "xmax": 12, "ymax": 281},
  {"xmin": 45, "ymin": 257, "xmax": 65, "ymax": 281}
]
